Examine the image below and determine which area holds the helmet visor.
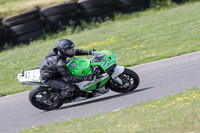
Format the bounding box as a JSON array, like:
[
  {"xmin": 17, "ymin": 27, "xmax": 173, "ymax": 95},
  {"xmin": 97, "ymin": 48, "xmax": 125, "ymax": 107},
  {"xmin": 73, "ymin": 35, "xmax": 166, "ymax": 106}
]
[{"xmin": 62, "ymin": 48, "xmax": 75, "ymax": 56}]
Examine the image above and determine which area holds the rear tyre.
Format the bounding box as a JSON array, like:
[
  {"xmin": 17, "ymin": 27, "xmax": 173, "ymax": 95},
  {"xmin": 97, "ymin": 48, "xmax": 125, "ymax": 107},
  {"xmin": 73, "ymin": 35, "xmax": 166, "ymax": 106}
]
[
  {"xmin": 29, "ymin": 86, "xmax": 64, "ymax": 111},
  {"xmin": 107, "ymin": 68, "xmax": 140, "ymax": 93}
]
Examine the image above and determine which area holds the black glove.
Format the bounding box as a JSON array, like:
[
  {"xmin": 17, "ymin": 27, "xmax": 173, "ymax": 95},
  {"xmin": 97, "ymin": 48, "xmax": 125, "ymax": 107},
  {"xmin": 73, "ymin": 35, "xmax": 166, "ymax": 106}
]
[{"xmin": 88, "ymin": 49, "xmax": 96, "ymax": 55}]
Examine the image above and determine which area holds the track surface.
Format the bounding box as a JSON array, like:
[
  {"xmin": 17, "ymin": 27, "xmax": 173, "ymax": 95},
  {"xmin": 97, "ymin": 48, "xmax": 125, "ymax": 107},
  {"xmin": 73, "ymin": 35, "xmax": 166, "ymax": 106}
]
[{"xmin": 0, "ymin": 51, "xmax": 200, "ymax": 133}]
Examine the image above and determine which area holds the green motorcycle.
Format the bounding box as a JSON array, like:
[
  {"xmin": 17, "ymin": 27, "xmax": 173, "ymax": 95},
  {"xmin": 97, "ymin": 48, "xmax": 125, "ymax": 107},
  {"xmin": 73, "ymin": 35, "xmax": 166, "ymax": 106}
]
[{"xmin": 17, "ymin": 50, "xmax": 140, "ymax": 111}]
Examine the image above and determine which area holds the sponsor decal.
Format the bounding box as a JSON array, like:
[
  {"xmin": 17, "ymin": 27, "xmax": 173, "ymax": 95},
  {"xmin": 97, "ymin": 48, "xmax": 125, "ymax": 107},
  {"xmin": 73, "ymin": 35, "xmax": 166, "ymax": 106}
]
[
  {"xmin": 83, "ymin": 75, "xmax": 109, "ymax": 89},
  {"xmin": 104, "ymin": 62, "xmax": 109, "ymax": 68}
]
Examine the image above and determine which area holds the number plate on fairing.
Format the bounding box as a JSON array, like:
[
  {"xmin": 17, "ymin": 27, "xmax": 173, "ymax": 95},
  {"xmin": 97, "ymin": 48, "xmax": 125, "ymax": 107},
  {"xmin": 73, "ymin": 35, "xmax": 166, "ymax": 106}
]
[{"xmin": 17, "ymin": 69, "xmax": 41, "ymax": 84}]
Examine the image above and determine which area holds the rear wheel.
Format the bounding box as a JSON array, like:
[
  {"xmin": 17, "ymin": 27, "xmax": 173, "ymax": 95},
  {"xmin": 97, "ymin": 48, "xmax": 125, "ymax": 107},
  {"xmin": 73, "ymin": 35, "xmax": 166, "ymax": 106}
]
[
  {"xmin": 29, "ymin": 86, "xmax": 64, "ymax": 111},
  {"xmin": 107, "ymin": 68, "xmax": 140, "ymax": 93}
]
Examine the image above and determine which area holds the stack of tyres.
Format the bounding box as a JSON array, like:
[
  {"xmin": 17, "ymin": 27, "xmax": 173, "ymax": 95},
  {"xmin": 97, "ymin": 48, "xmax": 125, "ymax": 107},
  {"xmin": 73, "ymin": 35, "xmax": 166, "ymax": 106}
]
[
  {"xmin": 115, "ymin": 0, "xmax": 150, "ymax": 13},
  {"xmin": 41, "ymin": 2, "xmax": 79, "ymax": 32},
  {"xmin": 0, "ymin": 24, "xmax": 9, "ymax": 50},
  {"xmin": 172, "ymin": 0, "xmax": 185, "ymax": 3},
  {"xmin": 78, "ymin": 0, "xmax": 116, "ymax": 22},
  {"xmin": 3, "ymin": 9, "xmax": 44, "ymax": 45},
  {"xmin": 0, "ymin": 17, "xmax": 2, "ymax": 26}
]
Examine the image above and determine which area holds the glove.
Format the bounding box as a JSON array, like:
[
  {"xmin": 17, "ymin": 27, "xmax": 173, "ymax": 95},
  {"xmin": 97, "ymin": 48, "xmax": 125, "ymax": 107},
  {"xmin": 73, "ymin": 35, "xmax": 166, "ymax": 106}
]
[{"xmin": 88, "ymin": 49, "xmax": 96, "ymax": 55}]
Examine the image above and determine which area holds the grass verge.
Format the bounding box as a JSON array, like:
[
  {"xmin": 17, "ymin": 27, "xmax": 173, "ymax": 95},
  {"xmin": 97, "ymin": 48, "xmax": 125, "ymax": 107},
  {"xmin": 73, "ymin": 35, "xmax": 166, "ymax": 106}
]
[
  {"xmin": 0, "ymin": 1, "xmax": 200, "ymax": 96},
  {"xmin": 21, "ymin": 87, "xmax": 200, "ymax": 133}
]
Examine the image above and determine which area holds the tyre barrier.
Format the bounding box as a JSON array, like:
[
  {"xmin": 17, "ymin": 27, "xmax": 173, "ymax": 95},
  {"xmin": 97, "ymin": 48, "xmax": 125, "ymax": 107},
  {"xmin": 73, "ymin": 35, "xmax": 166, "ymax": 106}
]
[
  {"xmin": 0, "ymin": 25, "xmax": 9, "ymax": 50},
  {"xmin": 12, "ymin": 29, "xmax": 44, "ymax": 45},
  {"xmin": 41, "ymin": 2, "xmax": 80, "ymax": 32},
  {"xmin": 2, "ymin": 10, "xmax": 41, "ymax": 27},
  {"xmin": 115, "ymin": 0, "xmax": 150, "ymax": 13},
  {"xmin": 0, "ymin": 17, "xmax": 2, "ymax": 26},
  {"xmin": 2, "ymin": 9, "xmax": 45, "ymax": 45},
  {"xmin": 0, "ymin": 0, "xmax": 151, "ymax": 47},
  {"xmin": 172, "ymin": 0, "xmax": 186, "ymax": 3},
  {"xmin": 9, "ymin": 19, "xmax": 45, "ymax": 44},
  {"xmin": 78, "ymin": 0, "xmax": 116, "ymax": 22}
]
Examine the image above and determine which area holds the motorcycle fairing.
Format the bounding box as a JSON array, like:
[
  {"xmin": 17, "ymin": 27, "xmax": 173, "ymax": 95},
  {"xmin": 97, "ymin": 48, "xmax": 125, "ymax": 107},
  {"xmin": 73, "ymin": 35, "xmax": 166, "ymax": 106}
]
[
  {"xmin": 75, "ymin": 74, "xmax": 110, "ymax": 91},
  {"xmin": 66, "ymin": 58, "xmax": 92, "ymax": 76},
  {"xmin": 111, "ymin": 66, "xmax": 125, "ymax": 85},
  {"xmin": 111, "ymin": 66, "xmax": 125, "ymax": 79}
]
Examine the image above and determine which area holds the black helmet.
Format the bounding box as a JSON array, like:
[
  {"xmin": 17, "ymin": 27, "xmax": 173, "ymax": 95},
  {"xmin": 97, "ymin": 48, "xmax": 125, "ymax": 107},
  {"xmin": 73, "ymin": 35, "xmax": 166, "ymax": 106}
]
[{"xmin": 57, "ymin": 39, "xmax": 75, "ymax": 57}]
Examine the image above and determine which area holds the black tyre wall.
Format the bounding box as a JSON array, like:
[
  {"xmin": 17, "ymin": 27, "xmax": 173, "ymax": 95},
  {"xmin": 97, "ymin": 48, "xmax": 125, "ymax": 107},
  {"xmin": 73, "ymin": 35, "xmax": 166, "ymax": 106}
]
[
  {"xmin": 12, "ymin": 29, "xmax": 44, "ymax": 44},
  {"xmin": 115, "ymin": 0, "xmax": 150, "ymax": 13},
  {"xmin": 144, "ymin": 0, "xmax": 151, "ymax": 9},
  {"xmin": 115, "ymin": 0, "xmax": 147, "ymax": 9},
  {"xmin": 44, "ymin": 12, "xmax": 80, "ymax": 32},
  {"xmin": 120, "ymin": 3, "xmax": 146, "ymax": 13},
  {"xmin": 78, "ymin": 0, "xmax": 114, "ymax": 10},
  {"xmin": 9, "ymin": 19, "xmax": 44, "ymax": 37},
  {"xmin": 41, "ymin": 2, "xmax": 78, "ymax": 17},
  {"xmin": 172, "ymin": 0, "xmax": 185, "ymax": 3},
  {"xmin": 41, "ymin": 2, "xmax": 79, "ymax": 32},
  {"xmin": 2, "ymin": 10, "xmax": 40, "ymax": 27},
  {"xmin": 0, "ymin": 18, "xmax": 2, "ymax": 26},
  {"xmin": 0, "ymin": 26, "xmax": 9, "ymax": 49},
  {"xmin": 80, "ymin": 4, "xmax": 116, "ymax": 20}
]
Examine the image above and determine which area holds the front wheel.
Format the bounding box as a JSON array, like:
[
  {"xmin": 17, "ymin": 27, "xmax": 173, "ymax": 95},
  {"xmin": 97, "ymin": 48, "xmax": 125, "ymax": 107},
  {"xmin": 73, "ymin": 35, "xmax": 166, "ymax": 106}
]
[
  {"xmin": 107, "ymin": 68, "xmax": 140, "ymax": 93},
  {"xmin": 29, "ymin": 86, "xmax": 64, "ymax": 111}
]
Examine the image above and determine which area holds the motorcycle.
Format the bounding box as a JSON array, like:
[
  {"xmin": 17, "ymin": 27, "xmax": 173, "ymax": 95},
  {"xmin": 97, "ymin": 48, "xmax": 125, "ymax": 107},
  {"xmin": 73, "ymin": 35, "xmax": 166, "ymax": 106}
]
[{"xmin": 17, "ymin": 50, "xmax": 140, "ymax": 111}]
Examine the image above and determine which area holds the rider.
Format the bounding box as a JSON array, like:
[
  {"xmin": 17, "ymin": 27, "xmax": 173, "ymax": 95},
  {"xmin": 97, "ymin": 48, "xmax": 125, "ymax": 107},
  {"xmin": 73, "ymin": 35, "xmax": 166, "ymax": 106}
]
[{"xmin": 40, "ymin": 39, "xmax": 96, "ymax": 98}]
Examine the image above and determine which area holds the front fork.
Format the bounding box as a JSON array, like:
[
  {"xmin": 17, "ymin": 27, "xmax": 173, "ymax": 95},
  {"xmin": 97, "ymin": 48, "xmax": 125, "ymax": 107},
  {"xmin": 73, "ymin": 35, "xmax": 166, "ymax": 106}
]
[{"xmin": 111, "ymin": 66, "xmax": 125, "ymax": 85}]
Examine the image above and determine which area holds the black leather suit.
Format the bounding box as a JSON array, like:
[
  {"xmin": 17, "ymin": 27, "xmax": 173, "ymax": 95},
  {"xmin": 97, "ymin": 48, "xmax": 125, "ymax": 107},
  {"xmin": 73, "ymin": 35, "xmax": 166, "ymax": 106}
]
[{"xmin": 40, "ymin": 47, "xmax": 92, "ymax": 90}]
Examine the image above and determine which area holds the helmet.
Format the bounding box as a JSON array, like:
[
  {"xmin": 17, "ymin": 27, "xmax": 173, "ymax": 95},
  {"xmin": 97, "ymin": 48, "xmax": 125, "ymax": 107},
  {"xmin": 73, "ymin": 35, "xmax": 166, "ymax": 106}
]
[{"xmin": 57, "ymin": 39, "xmax": 75, "ymax": 57}]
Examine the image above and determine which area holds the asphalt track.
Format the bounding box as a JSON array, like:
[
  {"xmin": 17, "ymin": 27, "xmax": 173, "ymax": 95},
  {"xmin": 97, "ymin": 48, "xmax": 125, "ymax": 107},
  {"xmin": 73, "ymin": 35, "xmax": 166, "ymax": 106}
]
[{"xmin": 0, "ymin": 51, "xmax": 200, "ymax": 133}]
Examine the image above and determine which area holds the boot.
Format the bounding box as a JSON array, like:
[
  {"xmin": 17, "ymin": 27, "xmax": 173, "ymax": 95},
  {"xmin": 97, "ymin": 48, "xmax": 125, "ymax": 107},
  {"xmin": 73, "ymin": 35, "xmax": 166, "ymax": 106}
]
[
  {"xmin": 60, "ymin": 89, "xmax": 74, "ymax": 98},
  {"xmin": 53, "ymin": 89, "xmax": 74, "ymax": 102}
]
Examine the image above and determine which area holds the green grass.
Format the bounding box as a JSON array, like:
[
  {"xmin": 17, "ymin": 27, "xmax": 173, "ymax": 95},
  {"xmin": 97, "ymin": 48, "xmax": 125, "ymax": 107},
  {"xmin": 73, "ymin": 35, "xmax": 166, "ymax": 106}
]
[
  {"xmin": 1, "ymin": 1, "xmax": 200, "ymax": 96},
  {"xmin": 21, "ymin": 87, "xmax": 200, "ymax": 133}
]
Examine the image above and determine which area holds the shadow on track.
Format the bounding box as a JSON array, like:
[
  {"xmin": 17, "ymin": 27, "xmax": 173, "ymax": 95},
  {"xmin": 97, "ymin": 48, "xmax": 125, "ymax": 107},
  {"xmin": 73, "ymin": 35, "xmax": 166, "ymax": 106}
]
[{"xmin": 56, "ymin": 87, "xmax": 153, "ymax": 111}]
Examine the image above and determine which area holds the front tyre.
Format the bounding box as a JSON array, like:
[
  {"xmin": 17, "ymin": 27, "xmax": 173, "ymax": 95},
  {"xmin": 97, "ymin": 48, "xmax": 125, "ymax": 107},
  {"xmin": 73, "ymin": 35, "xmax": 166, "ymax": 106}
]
[
  {"xmin": 29, "ymin": 86, "xmax": 64, "ymax": 111},
  {"xmin": 107, "ymin": 68, "xmax": 140, "ymax": 93}
]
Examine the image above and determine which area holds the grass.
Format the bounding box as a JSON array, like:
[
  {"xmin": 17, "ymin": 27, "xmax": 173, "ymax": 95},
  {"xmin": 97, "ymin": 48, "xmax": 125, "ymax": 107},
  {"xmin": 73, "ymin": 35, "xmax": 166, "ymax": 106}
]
[
  {"xmin": 0, "ymin": 1, "xmax": 200, "ymax": 96},
  {"xmin": 0, "ymin": 0, "xmax": 72, "ymax": 18},
  {"xmin": 21, "ymin": 87, "xmax": 200, "ymax": 133}
]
